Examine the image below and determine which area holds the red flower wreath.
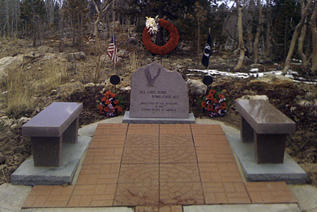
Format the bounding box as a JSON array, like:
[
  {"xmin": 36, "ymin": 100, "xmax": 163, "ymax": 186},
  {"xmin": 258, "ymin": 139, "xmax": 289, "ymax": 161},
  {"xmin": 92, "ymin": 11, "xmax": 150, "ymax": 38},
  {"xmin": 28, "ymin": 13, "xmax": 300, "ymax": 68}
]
[{"xmin": 142, "ymin": 19, "xmax": 179, "ymax": 55}]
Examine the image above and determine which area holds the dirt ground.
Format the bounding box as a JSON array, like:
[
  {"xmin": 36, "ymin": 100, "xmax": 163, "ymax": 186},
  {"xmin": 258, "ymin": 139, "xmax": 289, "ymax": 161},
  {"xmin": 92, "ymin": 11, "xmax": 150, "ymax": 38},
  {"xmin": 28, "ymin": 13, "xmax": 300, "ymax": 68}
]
[{"xmin": 0, "ymin": 38, "xmax": 316, "ymax": 186}]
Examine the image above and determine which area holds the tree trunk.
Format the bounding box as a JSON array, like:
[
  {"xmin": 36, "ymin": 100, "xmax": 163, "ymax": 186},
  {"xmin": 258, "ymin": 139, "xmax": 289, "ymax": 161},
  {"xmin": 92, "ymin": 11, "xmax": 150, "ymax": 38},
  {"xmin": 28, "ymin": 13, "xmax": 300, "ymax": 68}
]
[
  {"xmin": 283, "ymin": 0, "xmax": 313, "ymax": 74},
  {"xmin": 234, "ymin": 0, "xmax": 245, "ymax": 71},
  {"xmin": 310, "ymin": 2, "xmax": 317, "ymax": 73},
  {"xmin": 298, "ymin": 0, "xmax": 309, "ymax": 66},
  {"xmin": 197, "ymin": 19, "xmax": 200, "ymax": 58},
  {"xmin": 253, "ymin": 0, "xmax": 263, "ymax": 64},
  {"xmin": 5, "ymin": 0, "xmax": 9, "ymax": 37},
  {"xmin": 14, "ymin": 0, "xmax": 19, "ymax": 37},
  {"xmin": 247, "ymin": 26, "xmax": 253, "ymax": 57},
  {"xmin": 264, "ymin": 19, "xmax": 272, "ymax": 60},
  {"xmin": 58, "ymin": 0, "xmax": 64, "ymax": 52},
  {"xmin": 49, "ymin": 0, "xmax": 54, "ymax": 27},
  {"xmin": 92, "ymin": 0, "xmax": 100, "ymax": 40}
]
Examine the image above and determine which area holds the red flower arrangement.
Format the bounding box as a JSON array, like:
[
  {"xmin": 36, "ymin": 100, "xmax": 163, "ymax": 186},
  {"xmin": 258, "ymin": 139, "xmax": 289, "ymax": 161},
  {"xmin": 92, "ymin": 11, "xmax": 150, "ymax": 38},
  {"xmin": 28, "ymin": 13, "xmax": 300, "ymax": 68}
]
[
  {"xmin": 98, "ymin": 90, "xmax": 123, "ymax": 117},
  {"xmin": 142, "ymin": 19, "xmax": 179, "ymax": 55},
  {"xmin": 201, "ymin": 89, "xmax": 228, "ymax": 118}
]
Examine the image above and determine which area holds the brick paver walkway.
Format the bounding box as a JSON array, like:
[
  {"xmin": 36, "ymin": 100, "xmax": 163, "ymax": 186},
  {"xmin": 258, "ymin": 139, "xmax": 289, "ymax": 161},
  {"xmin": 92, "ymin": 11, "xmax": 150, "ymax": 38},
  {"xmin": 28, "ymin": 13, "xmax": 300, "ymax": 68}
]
[{"xmin": 23, "ymin": 124, "xmax": 297, "ymax": 210}]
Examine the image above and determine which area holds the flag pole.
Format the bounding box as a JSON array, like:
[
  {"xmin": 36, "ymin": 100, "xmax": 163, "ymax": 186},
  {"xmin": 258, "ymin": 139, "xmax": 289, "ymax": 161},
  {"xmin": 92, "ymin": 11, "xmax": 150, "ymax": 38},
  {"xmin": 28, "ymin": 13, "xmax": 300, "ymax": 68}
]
[
  {"xmin": 112, "ymin": 0, "xmax": 116, "ymax": 93},
  {"xmin": 112, "ymin": 0, "xmax": 115, "ymax": 73},
  {"xmin": 207, "ymin": 27, "xmax": 211, "ymax": 70}
]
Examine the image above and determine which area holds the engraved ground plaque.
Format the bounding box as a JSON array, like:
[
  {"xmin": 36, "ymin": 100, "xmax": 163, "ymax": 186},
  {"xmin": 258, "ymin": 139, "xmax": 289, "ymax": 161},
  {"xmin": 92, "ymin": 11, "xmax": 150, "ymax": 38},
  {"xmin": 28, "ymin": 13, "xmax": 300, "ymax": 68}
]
[{"xmin": 129, "ymin": 62, "xmax": 190, "ymax": 119}]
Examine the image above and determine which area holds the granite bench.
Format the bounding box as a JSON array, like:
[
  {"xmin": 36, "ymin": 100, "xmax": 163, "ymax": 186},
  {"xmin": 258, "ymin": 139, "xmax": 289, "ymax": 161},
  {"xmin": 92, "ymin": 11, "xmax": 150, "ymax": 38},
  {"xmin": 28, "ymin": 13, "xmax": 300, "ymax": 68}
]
[
  {"xmin": 22, "ymin": 102, "xmax": 83, "ymax": 166},
  {"xmin": 235, "ymin": 99, "xmax": 295, "ymax": 163}
]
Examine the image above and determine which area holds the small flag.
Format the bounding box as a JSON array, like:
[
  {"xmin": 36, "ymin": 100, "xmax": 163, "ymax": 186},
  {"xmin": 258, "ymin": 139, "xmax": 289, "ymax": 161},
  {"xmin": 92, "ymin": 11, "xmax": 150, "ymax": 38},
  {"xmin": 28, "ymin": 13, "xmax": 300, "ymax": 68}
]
[
  {"xmin": 107, "ymin": 35, "xmax": 118, "ymax": 64},
  {"xmin": 202, "ymin": 34, "xmax": 212, "ymax": 68}
]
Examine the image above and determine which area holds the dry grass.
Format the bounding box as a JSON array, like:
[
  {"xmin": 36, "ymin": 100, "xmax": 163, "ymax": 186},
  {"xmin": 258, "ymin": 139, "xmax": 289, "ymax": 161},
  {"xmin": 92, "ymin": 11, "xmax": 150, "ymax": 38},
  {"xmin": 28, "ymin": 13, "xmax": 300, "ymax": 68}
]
[
  {"xmin": 6, "ymin": 59, "xmax": 65, "ymax": 117},
  {"xmin": 129, "ymin": 51, "xmax": 138, "ymax": 72},
  {"xmin": 31, "ymin": 59, "xmax": 63, "ymax": 94},
  {"xmin": 6, "ymin": 66, "xmax": 33, "ymax": 117}
]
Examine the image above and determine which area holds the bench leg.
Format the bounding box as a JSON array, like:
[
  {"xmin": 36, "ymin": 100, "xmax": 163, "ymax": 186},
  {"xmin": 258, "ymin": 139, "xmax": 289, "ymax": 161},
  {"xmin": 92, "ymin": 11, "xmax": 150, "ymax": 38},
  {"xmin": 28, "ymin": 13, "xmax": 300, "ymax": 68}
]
[
  {"xmin": 62, "ymin": 118, "xmax": 79, "ymax": 143},
  {"xmin": 241, "ymin": 117, "xmax": 254, "ymax": 142},
  {"xmin": 31, "ymin": 137, "xmax": 62, "ymax": 166},
  {"xmin": 255, "ymin": 133, "xmax": 286, "ymax": 163}
]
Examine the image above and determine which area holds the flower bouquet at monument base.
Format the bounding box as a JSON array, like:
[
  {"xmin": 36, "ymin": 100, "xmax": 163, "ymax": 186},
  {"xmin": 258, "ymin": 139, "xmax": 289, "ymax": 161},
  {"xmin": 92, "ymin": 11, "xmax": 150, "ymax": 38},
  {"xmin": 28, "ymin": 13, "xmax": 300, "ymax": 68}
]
[
  {"xmin": 201, "ymin": 89, "xmax": 229, "ymax": 118},
  {"xmin": 98, "ymin": 90, "xmax": 124, "ymax": 117}
]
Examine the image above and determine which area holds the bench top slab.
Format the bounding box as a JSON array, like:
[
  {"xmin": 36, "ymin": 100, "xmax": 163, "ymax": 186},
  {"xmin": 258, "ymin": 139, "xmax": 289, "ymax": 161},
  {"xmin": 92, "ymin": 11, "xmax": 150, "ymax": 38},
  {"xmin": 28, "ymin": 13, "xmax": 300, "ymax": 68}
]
[
  {"xmin": 235, "ymin": 99, "xmax": 295, "ymax": 134},
  {"xmin": 22, "ymin": 102, "xmax": 83, "ymax": 137}
]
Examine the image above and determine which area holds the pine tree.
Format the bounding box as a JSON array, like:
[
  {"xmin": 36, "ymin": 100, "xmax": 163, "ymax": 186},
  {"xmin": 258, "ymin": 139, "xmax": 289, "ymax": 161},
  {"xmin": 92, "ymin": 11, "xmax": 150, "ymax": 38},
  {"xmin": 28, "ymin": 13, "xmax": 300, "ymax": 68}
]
[{"xmin": 20, "ymin": 0, "xmax": 46, "ymax": 46}]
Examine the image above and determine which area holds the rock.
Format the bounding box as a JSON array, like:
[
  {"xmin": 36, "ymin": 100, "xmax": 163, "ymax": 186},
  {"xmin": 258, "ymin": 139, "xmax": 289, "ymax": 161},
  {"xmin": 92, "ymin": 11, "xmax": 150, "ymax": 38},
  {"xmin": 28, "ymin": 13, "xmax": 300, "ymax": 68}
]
[
  {"xmin": 176, "ymin": 64, "xmax": 184, "ymax": 70},
  {"xmin": 250, "ymin": 63, "xmax": 261, "ymax": 68},
  {"xmin": 187, "ymin": 79, "xmax": 207, "ymax": 97},
  {"xmin": 0, "ymin": 116, "xmax": 13, "ymax": 127},
  {"xmin": 50, "ymin": 89, "xmax": 57, "ymax": 95},
  {"xmin": 0, "ymin": 154, "xmax": 5, "ymax": 164},
  {"xmin": 37, "ymin": 45, "xmax": 53, "ymax": 54},
  {"xmin": 239, "ymin": 95, "xmax": 269, "ymax": 101},
  {"xmin": 117, "ymin": 50, "xmax": 128, "ymax": 58},
  {"xmin": 66, "ymin": 52, "xmax": 86, "ymax": 62},
  {"xmin": 56, "ymin": 81, "xmax": 84, "ymax": 99},
  {"xmin": 250, "ymin": 68, "xmax": 259, "ymax": 72},
  {"xmin": 249, "ymin": 75, "xmax": 293, "ymax": 85},
  {"xmin": 100, "ymin": 54, "xmax": 110, "ymax": 63},
  {"xmin": 84, "ymin": 82, "xmax": 96, "ymax": 88},
  {"xmin": 183, "ymin": 58, "xmax": 193, "ymax": 64},
  {"xmin": 18, "ymin": 117, "xmax": 31, "ymax": 126},
  {"xmin": 42, "ymin": 53, "xmax": 57, "ymax": 61},
  {"xmin": 178, "ymin": 42, "xmax": 191, "ymax": 51},
  {"xmin": 274, "ymin": 75, "xmax": 294, "ymax": 82},
  {"xmin": 74, "ymin": 51, "xmax": 86, "ymax": 60},
  {"xmin": 297, "ymin": 100, "xmax": 313, "ymax": 107},
  {"xmin": 10, "ymin": 123, "xmax": 18, "ymax": 130},
  {"xmin": 0, "ymin": 55, "xmax": 24, "ymax": 80},
  {"xmin": 127, "ymin": 37, "xmax": 139, "ymax": 46},
  {"xmin": 120, "ymin": 86, "xmax": 131, "ymax": 92}
]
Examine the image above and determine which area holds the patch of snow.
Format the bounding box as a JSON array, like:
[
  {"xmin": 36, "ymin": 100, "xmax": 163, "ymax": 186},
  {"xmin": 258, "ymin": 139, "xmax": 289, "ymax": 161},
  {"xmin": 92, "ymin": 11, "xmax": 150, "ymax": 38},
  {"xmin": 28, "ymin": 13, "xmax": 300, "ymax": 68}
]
[
  {"xmin": 288, "ymin": 70, "xmax": 299, "ymax": 75},
  {"xmin": 285, "ymin": 74, "xmax": 294, "ymax": 79},
  {"xmin": 187, "ymin": 69, "xmax": 317, "ymax": 85},
  {"xmin": 250, "ymin": 68, "xmax": 259, "ymax": 72},
  {"xmin": 292, "ymin": 58, "xmax": 302, "ymax": 63}
]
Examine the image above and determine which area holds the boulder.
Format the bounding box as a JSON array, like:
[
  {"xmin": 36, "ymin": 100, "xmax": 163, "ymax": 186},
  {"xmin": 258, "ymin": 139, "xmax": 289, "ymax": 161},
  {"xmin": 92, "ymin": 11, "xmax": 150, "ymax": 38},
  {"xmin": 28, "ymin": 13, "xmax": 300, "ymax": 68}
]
[
  {"xmin": 66, "ymin": 52, "xmax": 86, "ymax": 62},
  {"xmin": 187, "ymin": 79, "xmax": 207, "ymax": 97},
  {"xmin": 127, "ymin": 37, "xmax": 139, "ymax": 46},
  {"xmin": 0, "ymin": 153, "xmax": 5, "ymax": 164},
  {"xmin": 239, "ymin": 95, "xmax": 269, "ymax": 101},
  {"xmin": 0, "ymin": 55, "xmax": 24, "ymax": 81},
  {"xmin": 56, "ymin": 82, "xmax": 84, "ymax": 99},
  {"xmin": 117, "ymin": 50, "xmax": 128, "ymax": 58},
  {"xmin": 18, "ymin": 117, "xmax": 31, "ymax": 126}
]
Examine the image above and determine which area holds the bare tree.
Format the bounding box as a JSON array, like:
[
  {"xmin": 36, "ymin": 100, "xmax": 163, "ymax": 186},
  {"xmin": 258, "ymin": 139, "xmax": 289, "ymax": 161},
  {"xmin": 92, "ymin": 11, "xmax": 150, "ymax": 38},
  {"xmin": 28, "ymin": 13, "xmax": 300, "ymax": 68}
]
[
  {"xmin": 310, "ymin": 1, "xmax": 317, "ymax": 73},
  {"xmin": 46, "ymin": 0, "xmax": 54, "ymax": 27},
  {"xmin": 194, "ymin": 2, "xmax": 207, "ymax": 58},
  {"xmin": 234, "ymin": 0, "xmax": 246, "ymax": 71},
  {"xmin": 298, "ymin": 0, "xmax": 310, "ymax": 66},
  {"xmin": 264, "ymin": 0, "xmax": 272, "ymax": 61},
  {"xmin": 58, "ymin": 0, "xmax": 65, "ymax": 52},
  {"xmin": 92, "ymin": 0, "xmax": 113, "ymax": 40},
  {"xmin": 283, "ymin": 0, "xmax": 313, "ymax": 74},
  {"xmin": 5, "ymin": 0, "xmax": 9, "ymax": 37},
  {"xmin": 253, "ymin": 0, "xmax": 263, "ymax": 64}
]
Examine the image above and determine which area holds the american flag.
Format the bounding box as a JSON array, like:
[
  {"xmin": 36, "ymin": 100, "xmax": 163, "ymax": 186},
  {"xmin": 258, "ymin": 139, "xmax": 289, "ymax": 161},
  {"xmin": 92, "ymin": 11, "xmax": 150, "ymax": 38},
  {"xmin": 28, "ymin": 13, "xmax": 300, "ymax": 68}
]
[{"xmin": 107, "ymin": 35, "xmax": 118, "ymax": 64}]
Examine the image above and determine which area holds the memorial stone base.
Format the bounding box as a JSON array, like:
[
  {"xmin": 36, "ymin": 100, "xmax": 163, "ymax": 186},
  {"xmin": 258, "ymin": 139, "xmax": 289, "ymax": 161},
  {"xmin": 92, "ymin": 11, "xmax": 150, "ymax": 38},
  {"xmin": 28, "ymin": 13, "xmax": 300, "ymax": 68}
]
[{"xmin": 122, "ymin": 111, "xmax": 195, "ymax": 124}]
